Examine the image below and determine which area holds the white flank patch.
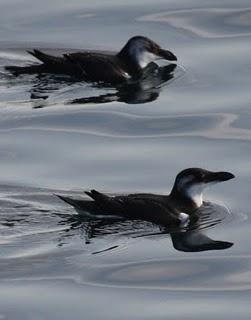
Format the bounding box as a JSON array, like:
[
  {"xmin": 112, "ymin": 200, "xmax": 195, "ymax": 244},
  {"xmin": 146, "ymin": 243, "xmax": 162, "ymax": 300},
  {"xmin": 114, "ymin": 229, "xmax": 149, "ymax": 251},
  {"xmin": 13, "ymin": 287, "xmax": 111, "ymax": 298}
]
[
  {"xmin": 76, "ymin": 208, "xmax": 123, "ymax": 219},
  {"xmin": 123, "ymin": 72, "xmax": 131, "ymax": 79}
]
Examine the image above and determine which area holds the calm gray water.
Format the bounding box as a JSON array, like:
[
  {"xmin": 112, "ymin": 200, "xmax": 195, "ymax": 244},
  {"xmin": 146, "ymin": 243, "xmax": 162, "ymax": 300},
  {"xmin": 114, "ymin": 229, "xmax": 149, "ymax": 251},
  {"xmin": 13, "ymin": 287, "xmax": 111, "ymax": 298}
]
[{"xmin": 0, "ymin": 0, "xmax": 251, "ymax": 319}]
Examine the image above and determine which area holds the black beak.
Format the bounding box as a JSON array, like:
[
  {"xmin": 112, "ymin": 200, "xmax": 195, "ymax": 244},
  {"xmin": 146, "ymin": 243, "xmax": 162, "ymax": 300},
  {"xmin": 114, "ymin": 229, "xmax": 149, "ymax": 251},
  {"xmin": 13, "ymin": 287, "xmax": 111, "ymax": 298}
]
[
  {"xmin": 205, "ymin": 171, "xmax": 235, "ymax": 183},
  {"xmin": 158, "ymin": 49, "xmax": 177, "ymax": 61}
]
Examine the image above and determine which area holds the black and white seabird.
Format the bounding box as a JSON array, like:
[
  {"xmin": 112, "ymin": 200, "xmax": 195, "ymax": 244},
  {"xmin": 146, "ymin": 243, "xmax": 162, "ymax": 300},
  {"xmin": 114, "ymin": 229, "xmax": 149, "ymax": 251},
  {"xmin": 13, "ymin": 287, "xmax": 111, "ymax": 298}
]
[
  {"xmin": 57, "ymin": 168, "xmax": 234, "ymax": 227},
  {"xmin": 5, "ymin": 36, "xmax": 177, "ymax": 85}
]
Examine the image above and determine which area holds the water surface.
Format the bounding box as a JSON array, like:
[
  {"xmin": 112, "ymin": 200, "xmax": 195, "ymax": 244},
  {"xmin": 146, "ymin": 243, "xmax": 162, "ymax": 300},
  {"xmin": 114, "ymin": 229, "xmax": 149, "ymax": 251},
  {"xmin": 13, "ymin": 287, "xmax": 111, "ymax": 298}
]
[{"xmin": 0, "ymin": 0, "xmax": 251, "ymax": 319}]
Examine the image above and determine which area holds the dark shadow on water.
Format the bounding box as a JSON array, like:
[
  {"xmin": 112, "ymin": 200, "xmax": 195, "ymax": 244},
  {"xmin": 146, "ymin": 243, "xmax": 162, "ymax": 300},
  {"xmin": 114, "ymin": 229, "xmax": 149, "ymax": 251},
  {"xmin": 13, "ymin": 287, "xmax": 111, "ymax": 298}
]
[
  {"xmin": 0, "ymin": 199, "xmax": 234, "ymax": 254},
  {"xmin": 30, "ymin": 63, "xmax": 176, "ymax": 107},
  {"xmin": 56, "ymin": 202, "xmax": 233, "ymax": 253},
  {"xmin": 69, "ymin": 64, "xmax": 176, "ymax": 105},
  {"xmin": 0, "ymin": 188, "xmax": 233, "ymax": 254},
  {"xmin": 170, "ymin": 230, "xmax": 233, "ymax": 252}
]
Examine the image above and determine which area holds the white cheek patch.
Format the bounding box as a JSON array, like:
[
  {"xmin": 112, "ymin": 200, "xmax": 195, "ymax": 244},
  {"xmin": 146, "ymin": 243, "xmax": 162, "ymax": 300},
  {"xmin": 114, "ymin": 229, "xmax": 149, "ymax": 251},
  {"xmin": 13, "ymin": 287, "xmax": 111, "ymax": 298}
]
[
  {"xmin": 186, "ymin": 183, "xmax": 205, "ymax": 207},
  {"xmin": 185, "ymin": 181, "xmax": 218, "ymax": 207},
  {"xmin": 129, "ymin": 45, "xmax": 160, "ymax": 68},
  {"xmin": 137, "ymin": 51, "xmax": 159, "ymax": 68}
]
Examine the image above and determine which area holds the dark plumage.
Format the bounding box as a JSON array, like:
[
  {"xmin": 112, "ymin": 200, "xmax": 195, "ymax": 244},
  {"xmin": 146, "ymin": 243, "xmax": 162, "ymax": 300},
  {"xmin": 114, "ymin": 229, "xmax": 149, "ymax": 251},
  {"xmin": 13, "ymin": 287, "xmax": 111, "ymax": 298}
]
[
  {"xmin": 5, "ymin": 36, "xmax": 177, "ymax": 84},
  {"xmin": 57, "ymin": 168, "xmax": 235, "ymax": 227}
]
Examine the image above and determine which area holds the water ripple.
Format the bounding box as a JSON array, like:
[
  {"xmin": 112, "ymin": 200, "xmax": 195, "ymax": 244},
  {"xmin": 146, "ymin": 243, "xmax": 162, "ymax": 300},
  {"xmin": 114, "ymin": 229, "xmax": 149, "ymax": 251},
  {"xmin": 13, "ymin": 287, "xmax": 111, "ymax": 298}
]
[
  {"xmin": 138, "ymin": 8, "xmax": 251, "ymax": 38},
  {"xmin": 0, "ymin": 110, "xmax": 250, "ymax": 141},
  {"xmin": 80, "ymin": 255, "xmax": 251, "ymax": 292}
]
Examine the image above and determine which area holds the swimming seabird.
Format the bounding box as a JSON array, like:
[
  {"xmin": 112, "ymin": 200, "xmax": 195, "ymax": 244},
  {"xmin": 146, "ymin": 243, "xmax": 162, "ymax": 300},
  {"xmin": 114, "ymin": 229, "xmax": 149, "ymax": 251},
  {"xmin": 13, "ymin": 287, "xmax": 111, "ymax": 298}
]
[
  {"xmin": 5, "ymin": 36, "xmax": 177, "ymax": 84},
  {"xmin": 57, "ymin": 168, "xmax": 234, "ymax": 227}
]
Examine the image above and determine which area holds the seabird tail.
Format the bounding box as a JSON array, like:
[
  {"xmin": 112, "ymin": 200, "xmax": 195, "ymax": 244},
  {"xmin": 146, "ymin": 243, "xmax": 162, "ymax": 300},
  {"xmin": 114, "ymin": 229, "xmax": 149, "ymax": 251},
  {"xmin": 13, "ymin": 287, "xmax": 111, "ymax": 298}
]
[
  {"xmin": 56, "ymin": 194, "xmax": 78, "ymax": 207},
  {"xmin": 5, "ymin": 64, "xmax": 45, "ymax": 75},
  {"xmin": 27, "ymin": 49, "xmax": 62, "ymax": 64},
  {"xmin": 56, "ymin": 194, "xmax": 105, "ymax": 215},
  {"xmin": 5, "ymin": 50, "xmax": 56, "ymax": 75},
  {"xmin": 85, "ymin": 189, "xmax": 109, "ymax": 202}
]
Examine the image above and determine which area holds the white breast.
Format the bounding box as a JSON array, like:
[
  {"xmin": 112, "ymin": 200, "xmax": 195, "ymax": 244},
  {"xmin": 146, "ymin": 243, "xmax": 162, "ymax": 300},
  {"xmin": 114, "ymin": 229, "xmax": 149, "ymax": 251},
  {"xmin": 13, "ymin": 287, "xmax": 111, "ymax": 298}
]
[
  {"xmin": 186, "ymin": 183, "xmax": 204, "ymax": 207},
  {"xmin": 185, "ymin": 182, "xmax": 217, "ymax": 207},
  {"xmin": 129, "ymin": 45, "xmax": 159, "ymax": 69},
  {"xmin": 137, "ymin": 51, "xmax": 159, "ymax": 68}
]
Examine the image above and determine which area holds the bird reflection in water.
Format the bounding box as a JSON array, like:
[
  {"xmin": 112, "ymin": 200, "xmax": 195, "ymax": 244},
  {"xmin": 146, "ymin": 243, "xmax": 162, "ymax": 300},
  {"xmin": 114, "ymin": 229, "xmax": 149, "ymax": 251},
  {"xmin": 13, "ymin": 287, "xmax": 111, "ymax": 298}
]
[
  {"xmin": 69, "ymin": 63, "xmax": 176, "ymax": 105},
  {"xmin": 56, "ymin": 202, "xmax": 233, "ymax": 253},
  {"xmin": 30, "ymin": 63, "xmax": 177, "ymax": 107}
]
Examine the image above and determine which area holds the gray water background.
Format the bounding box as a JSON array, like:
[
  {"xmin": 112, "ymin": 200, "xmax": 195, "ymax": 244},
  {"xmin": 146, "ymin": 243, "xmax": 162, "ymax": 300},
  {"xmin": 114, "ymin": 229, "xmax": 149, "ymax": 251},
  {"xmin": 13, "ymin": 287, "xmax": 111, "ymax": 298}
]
[{"xmin": 0, "ymin": 0, "xmax": 251, "ymax": 319}]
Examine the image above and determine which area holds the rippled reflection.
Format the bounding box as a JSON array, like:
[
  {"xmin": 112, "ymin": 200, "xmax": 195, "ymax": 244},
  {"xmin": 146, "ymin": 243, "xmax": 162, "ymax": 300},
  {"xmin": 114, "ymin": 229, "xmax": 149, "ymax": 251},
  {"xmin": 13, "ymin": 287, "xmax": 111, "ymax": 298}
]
[
  {"xmin": 69, "ymin": 64, "xmax": 176, "ymax": 105},
  {"xmin": 0, "ymin": 50, "xmax": 178, "ymax": 107},
  {"xmin": 0, "ymin": 0, "xmax": 250, "ymax": 318},
  {"xmin": 0, "ymin": 184, "xmax": 234, "ymax": 254},
  {"xmin": 56, "ymin": 201, "xmax": 233, "ymax": 253}
]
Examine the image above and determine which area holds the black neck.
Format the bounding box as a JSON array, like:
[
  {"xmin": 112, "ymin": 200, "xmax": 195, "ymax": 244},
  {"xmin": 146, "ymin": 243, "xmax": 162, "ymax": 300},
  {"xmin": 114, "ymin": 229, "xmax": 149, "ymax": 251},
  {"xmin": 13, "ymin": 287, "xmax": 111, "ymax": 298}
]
[{"xmin": 117, "ymin": 47, "xmax": 142, "ymax": 76}]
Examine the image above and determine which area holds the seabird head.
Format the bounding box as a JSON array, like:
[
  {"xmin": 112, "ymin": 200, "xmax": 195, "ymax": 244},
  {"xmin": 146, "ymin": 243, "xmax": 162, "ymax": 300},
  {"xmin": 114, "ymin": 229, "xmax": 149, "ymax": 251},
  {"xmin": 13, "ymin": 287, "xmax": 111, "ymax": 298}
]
[
  {"xmin": 118, "ymin": 36, "xmax": 177, "ymax": 70},
  {"xmin": 170, "ymin": 168, "xmax": 235, "ymax": 208}
]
